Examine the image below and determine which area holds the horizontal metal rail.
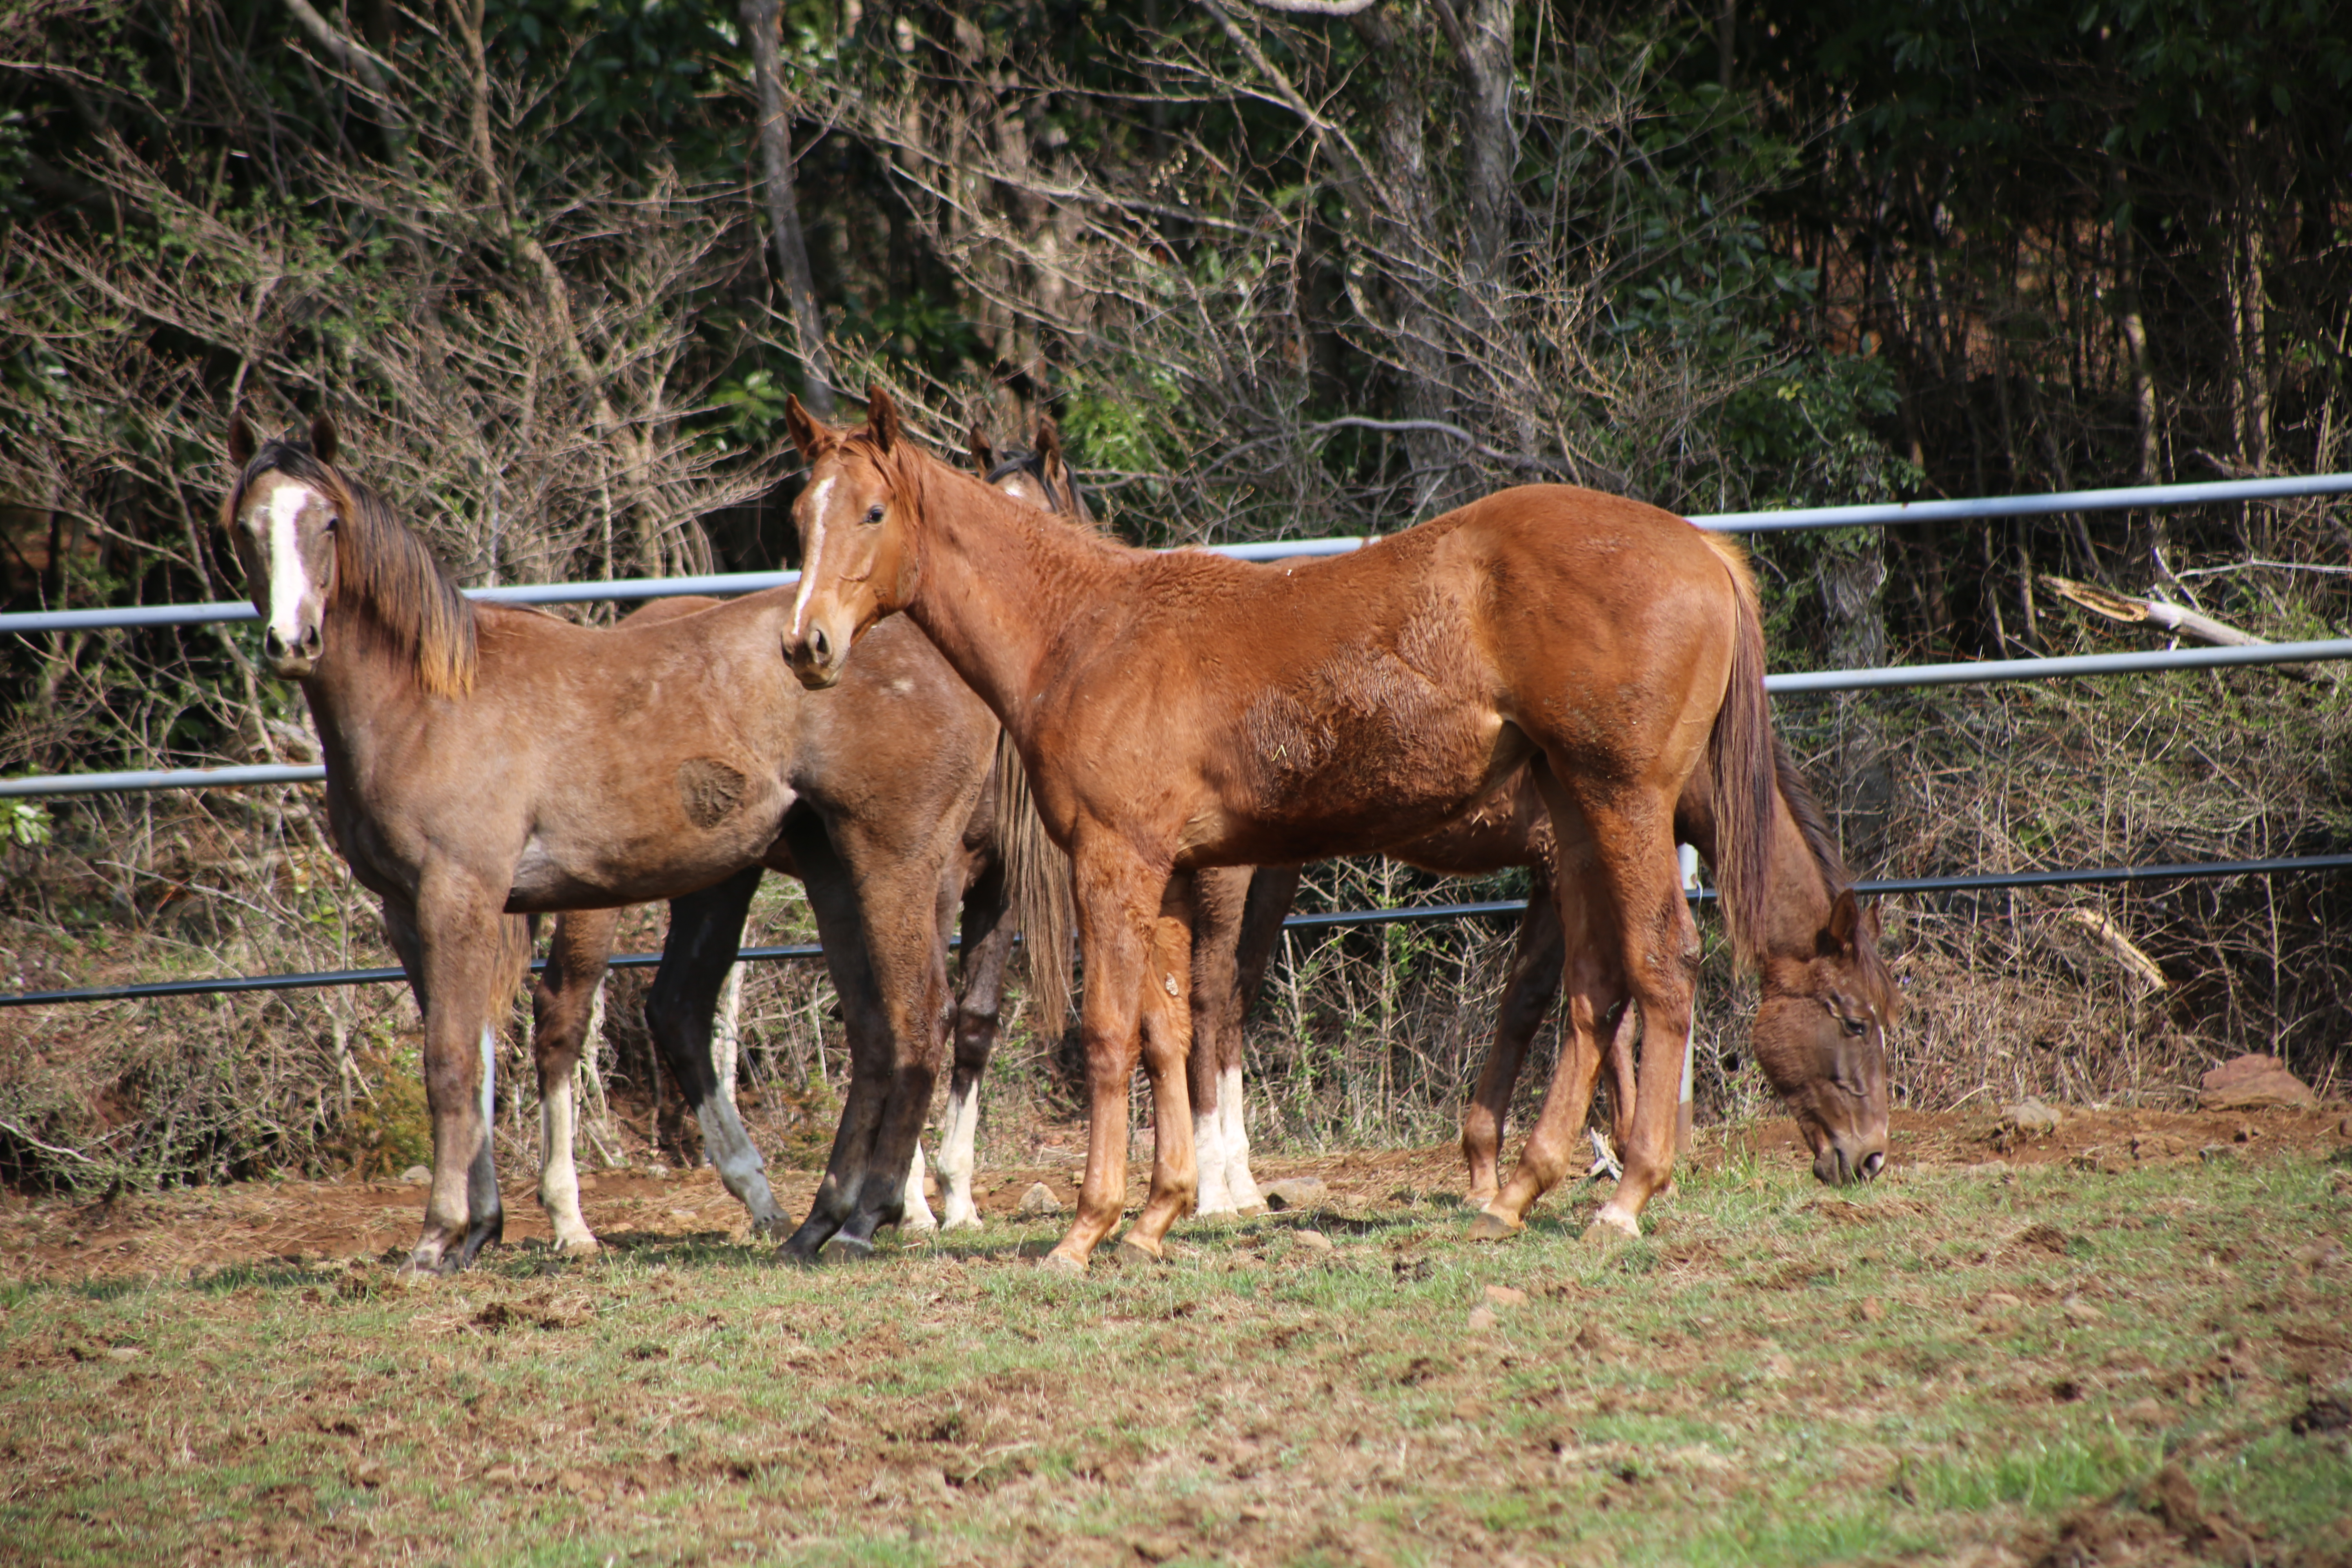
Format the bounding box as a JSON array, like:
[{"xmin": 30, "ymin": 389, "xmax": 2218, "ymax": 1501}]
[
  {"xmin": 1693, "ymin": 472, "xmax": 2352, "ymax": 534},
  {"xmin": 9, "ymin": 635, "xmax": 2348, "ymax": 798},
  {"xmin": 6, "ymin": 473, "xmax": 2346, "ymax": 639},
  {"xmin": 5, "ymin": 851, "xmax": 2343, "ymax": 1009}
]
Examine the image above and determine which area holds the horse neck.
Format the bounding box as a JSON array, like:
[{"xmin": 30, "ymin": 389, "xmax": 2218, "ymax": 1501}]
[
  {"xmin": 901, "ymin": 455, "xmax": 1122, "ymax": 744},
  {"xmin": 297, "ymin": 592, "xmax": 439, "ymax": 749},
  {"xmin": 1751, "ymin": 787, "xmax": 1844, "ymax": 966}
]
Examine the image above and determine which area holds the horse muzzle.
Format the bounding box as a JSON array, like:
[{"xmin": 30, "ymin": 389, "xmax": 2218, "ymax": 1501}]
[
  {"xmin": 263, "ymin": 623, "xmax": 321, "ymax": 680},
  {"xmin": 786, "ymin": 623, "xmax": 847, "ymax": 690},
  {"xmin": 1811, "ymin": 1134, "xmax": 1888, "ymax": 1187}
]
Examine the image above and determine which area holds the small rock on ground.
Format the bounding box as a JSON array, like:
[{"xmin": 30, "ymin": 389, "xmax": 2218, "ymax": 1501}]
[
  {"xmin": 1016, "ymin": 1182, "xmax": 1062, "ymax": 1218},
  {"xmin": 1262, "ymin": 1176, "xmax": 1329, "ymax": 1211},
  {"xmin": 1483, "ymin": 1284, "xmax": 1528, "ymax": 1307},
  {"xmin": 1292, "ymin": 1229, "xmax": 1334, "ymax": 1253},
  {"xmin": 2198, "ymin": 1053, "xmax": 2315, "ymax": 1110},
  {"xmin": 399, "ymin": 1165, "xmax": 431, "ymax": 1186},
  {"xmin": 2003, "ymin": 1098, "xmax": 2065, "ymax": 1132}
]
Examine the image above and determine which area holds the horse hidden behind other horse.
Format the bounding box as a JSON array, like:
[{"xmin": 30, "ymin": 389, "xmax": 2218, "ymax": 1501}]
[{"xmin": 780, "ymin": 387, "xmax": 1895, "ymax": 1272}]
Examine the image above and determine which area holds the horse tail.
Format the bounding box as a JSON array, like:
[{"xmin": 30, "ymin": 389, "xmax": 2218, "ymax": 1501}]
[
  {"xmin": 1703, "ymin": 535, "xmax": 1776, "ymax": 968},
  {"xmin": 992, "ymin": 725, "xmax": 1075, "ymax": 1032}
]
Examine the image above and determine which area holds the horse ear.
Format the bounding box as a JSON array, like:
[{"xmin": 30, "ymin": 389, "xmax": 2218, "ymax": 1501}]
[
  {"xmin": 782, "ymin": 394, "xmax": 830, "ymax": 463},
  {"xmin": 968, "ymin": 422, "xmax": 995, "ymax": 473},
  {"xmin": 1034, "ymin": 415, "xmax": 1065, "ymax": 478},
  {"xmin": 866, "ymin": 385, "xmax": 900, "ymax": 452},
  {"xmin": 227, "ymin": 410, "xmax": 255, "ymax": 470},
  {"xmin": 1858, "ymin": 900, "xmax": 1883, "ymax": 948},
  {"xmin": 310, "ymin": 412, "xmax": 339, "ymax": 465},
  {"xmin": 1826, "ymin": 889, "xmax": 1861, "ymax": 952}
]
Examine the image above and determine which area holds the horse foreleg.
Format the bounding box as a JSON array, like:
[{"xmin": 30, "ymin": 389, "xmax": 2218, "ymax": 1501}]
[
  {"xmin": 531, "ymin": 907, "xmax": 619, "ymax": 1255},
  {"xmin": 1122, "ymin": 873, "xmax": 1201, "ymax": 1261},
  {"xmin": 1186, "ymin": 868, "xmax": 1251, "ymax": 1217},
  {"xmin": 1217, "ymin": 865, "xmax": 1297, "ymax": 1214},
  {"xmin": 939, "ymin": 858, "xmax": 1018, "ymax": 1232},
  {"xmin": 645, "ymin": 866, "xmax": 790, "ymax": 1238},
  {"xmin": 1461, "ymin": 874, "xmax": 1564, "ymax": 1209},
  {"xmin": 1045, "ymin": 849, "xmax": 1159, "ymax": 1273},
  {"xmin": 390, "ymin": 882, "xmax": 526, "ymax": 1273}
]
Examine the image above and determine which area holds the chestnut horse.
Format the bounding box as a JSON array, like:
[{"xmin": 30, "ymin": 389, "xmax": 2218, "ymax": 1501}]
[
  {"xmin": 219, "ymin": 413, "xmax": 1067, "ymax": 1269},
  {"xmin": 780, "ymin": 389, "xmax": 1892, "ymax": 1271}
]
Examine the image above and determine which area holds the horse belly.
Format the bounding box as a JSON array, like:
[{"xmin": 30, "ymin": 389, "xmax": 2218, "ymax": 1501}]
[
  {"xmin": 502, "ymin": 784, "xmax": 795, "ymax": 913},
  {"xmin": 1224, "ymin": 667, "xmax": 1505, "ymax": 857}
]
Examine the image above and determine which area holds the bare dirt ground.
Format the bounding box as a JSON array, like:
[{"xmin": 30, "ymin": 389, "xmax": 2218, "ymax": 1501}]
[{"xmin": 2, "ymin": 1104, "xmax": 2344, "ymax": 1284}]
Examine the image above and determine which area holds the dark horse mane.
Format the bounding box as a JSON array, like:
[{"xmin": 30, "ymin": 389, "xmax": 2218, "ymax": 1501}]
[
  {"xmin": 1771, "ymin": 737, "xmax": 1894, "ymax": 986},
  {"xmin": 221, "ymin": 434, "xmax": 478, "ymax": 697}
]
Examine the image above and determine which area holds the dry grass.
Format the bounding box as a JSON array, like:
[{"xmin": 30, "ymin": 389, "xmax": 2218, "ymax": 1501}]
[{"xmin": 0, "ymin": 1112, "xmax": 2347, "ymax": 1566}]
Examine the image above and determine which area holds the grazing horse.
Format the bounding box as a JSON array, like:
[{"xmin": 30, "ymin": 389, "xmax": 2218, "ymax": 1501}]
[
  {"xmin": 219, "ymin": 413, "xmax": 1067, "ymax": 1269},
  {"xmin": 779, "ymin": 388, "xmax": 1893, "ymax": 1271}
]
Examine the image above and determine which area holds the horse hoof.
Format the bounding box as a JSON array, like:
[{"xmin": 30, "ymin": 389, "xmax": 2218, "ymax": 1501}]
[
  {"xmin": 1037, "ymin": 1252, "xmax": 1088, "ymax": 1277},
  {"xmin": 941, "ymin": 1214, "xmax": 985, "ymax": 1234},
  {"xmin": 1463, "ymin": 1189, "xmax": 1499, "ymax": 1211},
  {"xmin": 1465, "ymin": 1211, "xmax": 1522, "ymax": 1243},
  {"xmin": 1583, "ymin": 1212, "xmax": 1641, "ymax": 1243},
  {"xmin": 1235, "ymin": 1202, "xmax": 1267, "ymax": 1218},
  {"xmin": 1111, "ymin": 1236, "xmax": 1164, "ymax": 1268},
  {"xmin": 819, "ymin": 1233, "xmax": 875, "ymax": 1263},
  {"xmin": 748, "ymin": 1213, "xmax": 792, "ymax": 1241},
  {"xmin": 552, "ymin": 1234, "xmax": 601, "ymax": 1258}
]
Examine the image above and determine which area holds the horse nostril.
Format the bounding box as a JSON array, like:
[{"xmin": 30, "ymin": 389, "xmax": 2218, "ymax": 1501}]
[
  {"xmin": 811, "ymin": 626, "xmax": 831, "ymax": 663},
  {"xmin": 1861, "ymin": 1151, "xmax": 1886, "ymax": 1180}
]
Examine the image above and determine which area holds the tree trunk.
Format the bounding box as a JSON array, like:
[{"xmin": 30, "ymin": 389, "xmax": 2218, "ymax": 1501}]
[
  {"xmin": 742, "ymin": 0, "xmax": 837, "ymax": 418},
  {"xmin": 1348, "ymin": 7, "xmax": 1456, "ymax": 514}
]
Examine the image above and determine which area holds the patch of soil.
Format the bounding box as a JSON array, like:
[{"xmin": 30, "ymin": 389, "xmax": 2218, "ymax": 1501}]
[
  {"xmin": 0, "ymin": 1104, "xmax": 2343, "ymax": 1282},
  {"xmin": 1718, "ymin": 1103, "xmax": 2350, "ymax": 1173}
]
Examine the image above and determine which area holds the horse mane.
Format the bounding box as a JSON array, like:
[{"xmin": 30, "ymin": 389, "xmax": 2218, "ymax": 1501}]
[
  {"xmin": 1771, "ymin": 737, "xmax": 1851, "ymax": 893},
  {"xmin": 222, "ymin": 435, "xmax": 478, "ymax": 697}
]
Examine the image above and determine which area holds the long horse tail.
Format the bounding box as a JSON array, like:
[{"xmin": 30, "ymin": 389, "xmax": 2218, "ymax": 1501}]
[
  {"xmin": 1703, "ymin": 535, "xmax": 1777, "ymax": 967},
  {"xmin": 991, "ymin": 725, "xmax": 1075, "ymax": 1032}
]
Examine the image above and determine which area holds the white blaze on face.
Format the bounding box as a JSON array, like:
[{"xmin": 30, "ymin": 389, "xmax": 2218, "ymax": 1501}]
[
  {"xmin": 256, "ymin": 480, "xmax": 322, "ymax": 650},
  {"xmin": 790, "ymin": 476, "xmax": 835, "ymax": 640}
]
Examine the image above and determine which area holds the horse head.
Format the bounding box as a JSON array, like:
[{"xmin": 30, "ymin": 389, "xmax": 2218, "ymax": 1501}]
[
  {"xmin": 781, "ymin": 386, "xmax": 920, "ymax": 689},
  {"xmin": 1751, "ymin": 889, "xmax": 1895, "ymax": 1185},
  {"xmin": 225, "ymin": 411, "xmax": 345, "ymax": 680}
]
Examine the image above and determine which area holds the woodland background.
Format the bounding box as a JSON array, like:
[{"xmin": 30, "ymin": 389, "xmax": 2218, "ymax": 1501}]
[{"xmin": 1, "ymin": 0, "xmax": 2348, "ymax": 1190}]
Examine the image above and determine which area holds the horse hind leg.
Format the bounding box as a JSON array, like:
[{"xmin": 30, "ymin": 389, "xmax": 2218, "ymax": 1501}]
[
  {"xmin": 1216, "ymin": 864, "xmax": 1294, "ymax": 1216},
  {"xmin": 1186, "ymin": 867, "xmax": 1250, "ymax": 1217},
  {"xmin": 532, "ymin": 908, "xmax": 619, "ymax": 1255},
  {"xmin": 646, "ymin": 867, "xmax": 792, "ymax": 1238},
  {"xmin": 1462, "ymin": 875, "xmax": 1564, "ymax": 1209}
]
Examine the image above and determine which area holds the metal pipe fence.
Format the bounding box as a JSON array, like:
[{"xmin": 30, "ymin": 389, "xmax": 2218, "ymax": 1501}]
[
  {"xmin": 3, "ymin": 469, "xmax": 2346, "ymax": 1004},
  {"xmin": 6, "ymin": 852, "xmax": 2346, "ymax": 1010},
  {"xmin": 7, "ymin": 635, "xmax": 2346, "ymax": 797},
  {"xmin": 4, "ymin": 471, "xmax": 2345, "ymax": 640}
]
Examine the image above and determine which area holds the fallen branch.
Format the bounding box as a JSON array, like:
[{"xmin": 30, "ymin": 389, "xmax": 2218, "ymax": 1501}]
[{"xmin": 2044, "ymin": 573, "xmax": 2325, "ymax": 682}]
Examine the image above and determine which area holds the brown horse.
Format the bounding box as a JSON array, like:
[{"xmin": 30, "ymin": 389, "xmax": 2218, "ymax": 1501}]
[
  {"xmin": 529, "ymin": 428, "xmax": 1088, "ymax": 1245},
  {"xmin": 219, "ymin": 413, "xmax": 1067, "ymax": 1269},
  {"xmin": 1194, "ymin": 756, "xmax": 1889, "ymax": 1216},
  {"xmin": 779, "ymin": 389, "xmax": 1892, "ymax": 1270}
]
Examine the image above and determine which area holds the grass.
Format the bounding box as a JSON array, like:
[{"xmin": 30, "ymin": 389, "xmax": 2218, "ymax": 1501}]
[{"xmin": 0, "ymin": 1145, "xmax": 2348, "ymax": 1566}]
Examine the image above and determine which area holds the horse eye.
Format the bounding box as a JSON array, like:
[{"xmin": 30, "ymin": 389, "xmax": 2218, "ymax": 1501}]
[
  {"xmin": 864, "ymin": 503, "xmax": 885, "ymax": 525},
  {"xmin": 1841, "ymin": 1016, "xmax": 1868, "ymax": 1038},
  {"xmin": 323, "ymin": 514, "xmax": 340, "ymax": 533}
]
